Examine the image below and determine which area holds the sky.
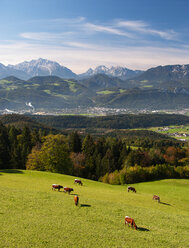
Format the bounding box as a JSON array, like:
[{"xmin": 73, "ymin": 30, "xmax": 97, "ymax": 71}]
[{"xmin": 0, "ymin": 0, "xmax": 189, "ymax": 73}]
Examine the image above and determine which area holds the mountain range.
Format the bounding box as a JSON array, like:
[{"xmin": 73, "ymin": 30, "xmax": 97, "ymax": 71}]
[
  {"xmin": 7, "ymin": 58, "xmax": 77, "ymax": 80},
  {"xmin": 1, "ymin": 58, "xmax": 142, "ymax": 80},
  {"xmin": 1, "ymin": 58, "xmax": 189, "ymax": 83},
  {"xmin": 0, "ymin": 58, "xmax": 189, "ymax": 112},
  {"xmin": 78, "ymin": 65, "xmax": 143, "ymax": 80}
]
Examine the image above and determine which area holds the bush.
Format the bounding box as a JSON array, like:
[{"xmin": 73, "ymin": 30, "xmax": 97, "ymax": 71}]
[
  {"xmin": 108, "ymin": 170, "xmax": 120, "ymax": 185},
  {"xmin": 101, "ymin": 164, "xmax": 189, "ymax": 185}
]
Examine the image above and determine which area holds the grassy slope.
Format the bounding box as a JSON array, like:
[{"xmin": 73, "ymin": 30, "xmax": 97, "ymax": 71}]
[{"xmin": 0, "ymin": 170, "xmax": 188, "ymax": 248}]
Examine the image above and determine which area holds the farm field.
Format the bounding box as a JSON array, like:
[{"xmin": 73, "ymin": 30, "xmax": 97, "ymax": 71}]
[
  {"xmin": 0, "ymin": 170, "xmax": 189, "ymax": 248},
  {"xmin": 149, "ymin": 125, "xmax": 189, "ymax": 140}
]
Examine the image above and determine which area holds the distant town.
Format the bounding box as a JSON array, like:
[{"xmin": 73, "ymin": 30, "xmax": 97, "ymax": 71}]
[
  {"xmin": 0, "ymin": 107, "xmax": 189, "ymax": 117},
  {"xmin": 0, "ymin": 107, "xmax": 189, "ymax": 116}
]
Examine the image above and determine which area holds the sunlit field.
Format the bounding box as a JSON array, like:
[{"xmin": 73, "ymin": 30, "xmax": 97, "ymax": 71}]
[{"xmin": 0, "ymin": 170, "xmax": 188, "ymax": 248}]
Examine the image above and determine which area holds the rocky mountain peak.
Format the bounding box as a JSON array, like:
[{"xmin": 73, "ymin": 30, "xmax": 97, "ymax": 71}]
[{"xmin": 7, "ymin": 58, "xmax": 77, "ymax": 79}]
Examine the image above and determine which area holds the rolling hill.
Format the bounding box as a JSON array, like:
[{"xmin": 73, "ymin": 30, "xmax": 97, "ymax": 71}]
[
  {"xmin": 94, "ymin": 88, "xmax": 189, "ymax": 109},
  {"xmin": 0, "ymin": 170, "xmax": 188, "ymax": 248},
  {"xmin": 0, "ymin": 76, "xmax": 94, "ymax": 110},
  {"xmin": 126, "ymin": 64, "xmax": 189, "ymax": 91}
]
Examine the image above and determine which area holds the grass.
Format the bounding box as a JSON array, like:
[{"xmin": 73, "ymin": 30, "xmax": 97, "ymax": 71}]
[
  {"xmin": 149, "ymin": 125, "xmax": 189, "ymax": 140},
  {"xmin": 119, "ymin": 89, "xmax": 126, "ymax": 93},
  {"xmin": 0, "ymin": 80, "xmax": 13, "ymax": 84},
  {"xmin": 5, "ymin": 86, "xmax": 18, "ymax": 90},
  {"xmin": 0, "ymin": 170, "xmax": 189, "ymax": 248},
  {"xmin": 140, "ymin": 80, "xmax": 149, "ymax": 83},
  {"xmin": 43, "ymin": 89, "xmax": 51, "ymax": 95},
  {"xmin": 96, "ymin": 90, "xmax": 115, "ymax": 95},
  {"xmin": 127, "ymin": 145, "xmax": 140, "ymax": 150},
  {"xmin": 69, "ymin": 82, "xmax": 77, "ymax": 92},
  {"xmin": 64, "ymin": 80, "xmax": 77, "ymax": 92},
  {"xmin": 142, "ymin": 85, "xmax": 153, "ymax": 88}
]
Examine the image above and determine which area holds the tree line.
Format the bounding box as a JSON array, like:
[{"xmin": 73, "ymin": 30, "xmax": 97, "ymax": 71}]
[
  {"xmin": 0, "ymin": 122, "xmax": 189, "ymax": 183},
  {"xmin": 24, "ymin": 113, "xmax": 189, "ymax": 129}
]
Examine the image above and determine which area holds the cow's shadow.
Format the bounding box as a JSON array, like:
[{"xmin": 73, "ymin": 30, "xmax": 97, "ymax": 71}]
[
  {"xmin": 159, "ymin": 201, "xmax": 171, "ymax": 206},
  {"xmin": 137, "ymin": 227, "xmax": 150, "ymax": 232},
  {"xmin": 80, "ymin": 204, "xmax": 91, "ymax": 208}
]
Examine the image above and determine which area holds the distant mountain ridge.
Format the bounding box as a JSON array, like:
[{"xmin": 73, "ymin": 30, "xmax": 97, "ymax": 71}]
[
  {"xmin": 0, "ymin": 58, "xmax": 142, "ymax": 80},
  {"xmin": 135, "ymin": 64, "xmax": 189, "ymax": 81},
  {"xmin": 1, "ymin": 58, "xmax": 189, "ymax": 83},
  {"xmin": 0, "ymin": 63, "xmax": 29, "ymax": 79},
  {"xmin": 8, "ymin": 58, "xmax": 77, "ymax": 80},
  {"xmin": 0, "ymin": 59, "xmax": 189, "ymax": 112},
  {"xmin": 79, "ymin": 65, "xmax": 143, "ymax": 80}
]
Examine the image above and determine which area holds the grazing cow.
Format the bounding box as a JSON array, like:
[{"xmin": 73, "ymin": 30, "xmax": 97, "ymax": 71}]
[
  {"xmin": 127, "ymin": 186, "xmax": 136, "ymax": 193},
  {"xmin": 153, "ymin": 195, "xmax": 160, "ymax": 203},
  {"xmin": 64, "ymin": 187, "xmax": 74, "ymax": 194},
  {"xmin": 125, "ymin": 216, "xmax": 137, "ymax": 230},
  {"xmin": 74, "ymin": 179, "xmax": 83, "ymax": 186},
  {"xmin": 74, "ymin": 195, "xmax": 79, "ymax": 206},
  {"xmin": 52, "ymin": 184, "xmax": 63, "ymax": 191}
]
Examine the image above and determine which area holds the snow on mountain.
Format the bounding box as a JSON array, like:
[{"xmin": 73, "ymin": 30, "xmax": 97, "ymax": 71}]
[
  {"xmin": 0, "ymin": 63, "xmax": 7, "ymax": 70},
  {"xmin": 79, "ymin": 65, "xmax": 143, "ymax": 80},
  {"xmin": 0, "ymin": 63, "xmax": 29, "ymax": 80},
  {"xmin": 1, "ymin": 59, "xmax": 189, "ymax": 82},
  {"xmin": 8, "ymin": 58, "xmax": 77, "ymax": 79},
  {"xmin": 171, "ymin": 64, "xmax": 189, "ymax": 77}
]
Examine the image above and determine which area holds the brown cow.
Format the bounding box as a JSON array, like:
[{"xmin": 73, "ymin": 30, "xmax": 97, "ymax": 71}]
[
  {"xmin": 74, "ymin": 179, "xmax": 83, "ymax": 186},
  {"xmin": 64, "ymin": 187, "xmax": 74, "ymax": 194},
  {"xmin": 125, "ymin": 216, "xmax": 137, "ymax": 230},
  {"xmin": 127, "ymin": 186, "xmax": 136, "ymax": 193},
  {"xmin": 153, "ymin": 195, "xmax": 160, "ymax": 203},
  {"xmin": 52, "ymin": 184, "xmax": 63, "ymax": 191},
  {"xmin": 74, "ymin": 195, "xmax": 79, "ymax": 206}
]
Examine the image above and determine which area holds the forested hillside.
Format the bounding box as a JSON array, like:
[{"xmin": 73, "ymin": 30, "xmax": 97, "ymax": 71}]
[
  {"xmin": 1, "ymin": 113, "xmax": 189, "ymax": 131},
  {"xmin": 0, "ymin": 70, "xmax": 189, "ymax": 111},
  {"xmin": 0, "ymin": 120, "xmax": 188, "ymax": 184},
  {"xmin": 31, "ymin": 113, "xmax": 189, "ymax": 129}
]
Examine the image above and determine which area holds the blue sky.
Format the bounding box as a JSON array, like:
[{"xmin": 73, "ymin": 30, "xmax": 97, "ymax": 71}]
[{"xmin": 0, "ymin": 0, "xmax": 189, "ymax": 73}]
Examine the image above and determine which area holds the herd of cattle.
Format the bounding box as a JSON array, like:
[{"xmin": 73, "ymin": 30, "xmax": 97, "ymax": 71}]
[
  {"xmin": 52, "ymin": 179, "xmax": 82, "ymax": 206},
  {"xmin": 52, "ymin": 180, "xmax": 161, "ymax": 230},
  {"xmin": 125, "ymin": 186, "xmax": 160, "ymax": 229}
]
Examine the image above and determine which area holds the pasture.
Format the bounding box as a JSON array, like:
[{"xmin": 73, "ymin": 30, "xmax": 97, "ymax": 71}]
[
  {"xmin": 149, "ymin": 125, "xmax": 189, "ymax": 140},
  {"xmin": 0, "ymin": 170, "xmax": 189, "ymax": 248}
]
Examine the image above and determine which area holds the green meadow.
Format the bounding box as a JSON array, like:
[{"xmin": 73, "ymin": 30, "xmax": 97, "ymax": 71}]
[
  {"xmin": 96, "ymin": 90, "xmax": 116, "ymax": 94},
  {"xmin": 149, "ymin": 125, "xmax": 189, "ymax": 140},
  {"xmin": 0, "ymin": 170, "xmax": 188, "ymax": 248}
]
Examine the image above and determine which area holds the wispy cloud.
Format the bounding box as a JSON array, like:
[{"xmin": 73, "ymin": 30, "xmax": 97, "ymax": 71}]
[
  {"xmin": 83, "ymin": 23, "xmax": 134, "ymax": 38},
  {"xmin": 1, "ymin": 40, "xmax": 189, "ymax": 73},
  {"xmin": 21, "ymin": 17, "xmax": 179, "ymax": 44},
  {"xmin": 0, "ymin": 17, "xmax": 186, "ymax": 73},
  {"xmin": 64, "ymin": 41, "xmax": 101, "ymax": 50},
  {"xmin": 29, "ymin": 16, "xmax": 86, "ymax": 28},
  {"xmin": 20, "ymin": 32, "xmax": 74, "ymax": 41},
  {"xmin": 117, "ymin": 20, "xmax": 178, "ymax": 40}
]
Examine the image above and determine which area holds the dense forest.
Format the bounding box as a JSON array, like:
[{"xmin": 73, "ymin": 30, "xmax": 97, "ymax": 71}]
[
  {"xmin": 31, "ymin": 113, "xmax": 189, "ymax": 129},
  {"xmin": 1, "ymin": 113, "xmax": 189, "ymax": 130},
  {"xmin": 0, "ymin": 121, "xmax": 188, "ymax": 184}
]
